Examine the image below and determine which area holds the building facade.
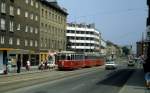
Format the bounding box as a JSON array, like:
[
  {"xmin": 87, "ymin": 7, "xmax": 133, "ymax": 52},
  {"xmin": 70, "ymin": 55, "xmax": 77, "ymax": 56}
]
[
  {"xmin": 136, "ymin": 41, "xmax": 147, "ymax": 57},
  {"xmin": 66, "ymin": 23, "xmax": 101, "ymax": 53},
  {"xmin": 106, "ymin": 41, "xmax": 122, "ymax": 59},
  {"xmin": 100, "ymin": 39, "xmax": 107, "ymax": 56},
  {"xmin": 0, "ymin": 0, "xmax": 40, "ymax": 73},
  {"xmin": 0, "ymin": 0, "xmax": 15, "ymax": 73},
  {"xmin": 12, "ymin": 0, "xmax": 40, "ymax": 67},
  {"xmin": 39, "ymin": 0, "xmax": 68, "ymax": 62}
]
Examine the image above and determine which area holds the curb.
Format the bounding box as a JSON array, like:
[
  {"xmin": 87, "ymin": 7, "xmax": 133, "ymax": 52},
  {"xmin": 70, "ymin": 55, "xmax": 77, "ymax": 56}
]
[{"xmin": 0, "ymin": 68, "xmax": 56, "ymax": 78}]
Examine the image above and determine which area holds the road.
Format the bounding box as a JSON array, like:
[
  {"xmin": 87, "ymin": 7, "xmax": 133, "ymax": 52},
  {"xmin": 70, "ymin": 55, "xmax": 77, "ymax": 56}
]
[{"xmin": 2, "ymin": 59, "xmax": 136, "ymax": 93}]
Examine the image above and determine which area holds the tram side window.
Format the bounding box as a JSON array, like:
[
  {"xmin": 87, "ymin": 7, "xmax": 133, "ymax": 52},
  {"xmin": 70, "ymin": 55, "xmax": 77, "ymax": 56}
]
[
  {"xmin": 85, "ymin": 55, "xmax": 94, "ymax": 59},
  {"xmin": 60, "ymin": 55, "xmax": 66, "ymax": 60},
  {"xmin": 75, "ymin": 55, "xmax": 84, "ymax": 60},
  {"xmin": 71, "ymin": 55, "xmax": 74, "ymax": 60},
  {"xmin": 85, "ymin": 55, "xmax": 90, "ymax": 59},
  {"xmin": 67, "ymin": 56, "xmax": 71, "ymax": 60}
]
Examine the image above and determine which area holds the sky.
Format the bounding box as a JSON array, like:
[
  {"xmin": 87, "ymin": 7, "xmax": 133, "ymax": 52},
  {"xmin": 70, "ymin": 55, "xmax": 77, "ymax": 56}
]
[{"xmin": 50, "ymin": 0, "xmax": 147, "ymax": 47}]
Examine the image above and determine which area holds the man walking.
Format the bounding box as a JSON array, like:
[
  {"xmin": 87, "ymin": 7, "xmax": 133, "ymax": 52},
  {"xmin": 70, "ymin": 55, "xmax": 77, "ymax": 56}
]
[
  {"xmin": 26, "ymin": 60, "xmax": 30, "ymax": 71},
  {"xmin": 143, "ymin": 55, "xmax": 150, "ymax": 89},
  {"xmin": 17, "ymin": 55, "xmax": 21, "ymax": 73}
]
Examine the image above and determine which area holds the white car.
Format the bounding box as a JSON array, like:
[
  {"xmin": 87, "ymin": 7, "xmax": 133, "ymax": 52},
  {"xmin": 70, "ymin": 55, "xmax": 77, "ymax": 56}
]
[{"xmin": 105, "ymin": 61, "xmax": 117, "ymax": 70}]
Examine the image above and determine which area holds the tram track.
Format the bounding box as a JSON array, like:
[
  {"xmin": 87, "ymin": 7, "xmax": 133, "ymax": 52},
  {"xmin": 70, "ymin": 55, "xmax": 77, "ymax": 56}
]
[{"xmin": 0, "ymin": 66, "xmax": 105, "ymax": 93}]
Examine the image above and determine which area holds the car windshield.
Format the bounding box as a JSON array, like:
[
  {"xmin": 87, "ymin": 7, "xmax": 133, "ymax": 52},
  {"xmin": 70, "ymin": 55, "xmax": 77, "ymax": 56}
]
[{"xmin": 106, "ymin": 61, "xmax": 115, "ymax": 64}]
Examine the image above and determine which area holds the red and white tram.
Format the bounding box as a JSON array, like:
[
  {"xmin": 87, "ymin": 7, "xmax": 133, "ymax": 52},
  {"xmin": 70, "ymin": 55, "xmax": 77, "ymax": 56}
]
[{"xmin": 56, "ymin": 52, "xmax": 105, "ymax": 70}]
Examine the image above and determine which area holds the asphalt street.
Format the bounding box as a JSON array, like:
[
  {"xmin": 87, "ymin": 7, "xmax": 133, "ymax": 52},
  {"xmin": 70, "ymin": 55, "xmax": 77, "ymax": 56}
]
[{"xmin": 4, "ymin": 59, "xmax": 135, "ymax": 93}]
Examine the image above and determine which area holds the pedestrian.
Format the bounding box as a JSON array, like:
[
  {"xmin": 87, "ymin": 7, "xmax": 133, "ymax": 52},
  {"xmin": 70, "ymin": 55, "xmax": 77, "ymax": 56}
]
[
  {"xmin": 39, "ymin": 60, "xmax": 44, "ymax": 70},
  {"xmin": 44, "ymin": 60, "xmax": 48, "ymax": 69},
  {"xmin": 145, "ymin": 72, "xmax": 150, "ymax": 89},
  {"xmin": 138, "ymin": 55, "xmax": 145, "ymax": 68},
  {"xmin": 143, "ymin": 55, "xmax": 150, "ymax": 89},
  {"xmin": 17, "ymin": 60, "xmax": 21, "ymax": 73},
  {"xmin": 26, "ymin": 60, "xmax": 30, "ymax": 71},
  {"xmin": 7, "ymin": 58, "xmax": 12, "ymax": 72}
]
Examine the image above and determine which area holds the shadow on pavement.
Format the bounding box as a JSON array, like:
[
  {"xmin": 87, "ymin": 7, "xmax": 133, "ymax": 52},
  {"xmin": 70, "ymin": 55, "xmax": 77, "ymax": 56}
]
[
  {"xmin": 96, "ymin": 68, "xmax": 145, "ymax": 88},
  {"xmin": 96, "ymin": 69, "xmax": 135, "ymax": 87},
  {"xmin": 124, "ymin": 69, "xmax": 145, "ymax": 87}
]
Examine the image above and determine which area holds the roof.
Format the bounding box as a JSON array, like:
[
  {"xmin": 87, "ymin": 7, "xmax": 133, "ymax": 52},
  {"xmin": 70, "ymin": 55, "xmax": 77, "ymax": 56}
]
[{"xmin": 40, "ymin": 0, "xmax": 68, "ymax": 15}]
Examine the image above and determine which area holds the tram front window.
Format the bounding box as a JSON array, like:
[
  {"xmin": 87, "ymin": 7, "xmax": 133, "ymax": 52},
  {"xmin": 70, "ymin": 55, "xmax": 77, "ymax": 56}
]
[
  {"xmin": 48, "ymin": 56, "xmax": 53, "ymax": 64},
  {"xmin": 60, "ymin": 55, "xmax": 66, "ymax": 60}
]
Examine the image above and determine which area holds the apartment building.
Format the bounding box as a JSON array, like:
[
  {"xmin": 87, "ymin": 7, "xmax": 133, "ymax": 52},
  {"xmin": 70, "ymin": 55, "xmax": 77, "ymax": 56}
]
[
  {"xmin": 0, "ymin": 0, "xmax": 15, "ymax": 73},
  {"xmin": 39, "ymin": 0, "xmax": 68, "ymax": 62},
  {"xmin": 0, "ymin": 0, "xmax": 40, "ymax": 73},
  {"xmin": 12, "ymin": 0, "xmax": 40, "ymax": 67},
  {"xmin": 66, "ymin": 23, "xmax": 101, "ymax": 53},
  {"xmin": 100, "ymin": 39, "xmax": 107, "ymax": 56}
]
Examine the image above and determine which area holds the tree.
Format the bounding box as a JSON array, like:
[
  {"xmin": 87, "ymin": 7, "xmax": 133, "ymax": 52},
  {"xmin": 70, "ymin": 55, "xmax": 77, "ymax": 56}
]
[{"xmin": 122, "ymin": 46, "xmax": 130, "ymax": 56}]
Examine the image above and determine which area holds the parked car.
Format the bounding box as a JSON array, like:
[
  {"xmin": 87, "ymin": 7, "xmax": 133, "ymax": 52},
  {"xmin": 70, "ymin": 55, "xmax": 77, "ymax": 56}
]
[{"xmin": 105, "ymin": 61, "xmax": 117, "ymax": 70}]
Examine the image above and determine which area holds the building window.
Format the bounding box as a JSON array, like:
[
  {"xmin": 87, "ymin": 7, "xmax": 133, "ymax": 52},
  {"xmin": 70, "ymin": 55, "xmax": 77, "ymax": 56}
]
[
  {"xmin": 9, "ymin": 21, "xmax": 14, "ymax": 32},
  {"xmin": 42, "ymin": 9, "xmax": 44, "ymax": 17},
  {"xmin": 17, "ymin": 24, "xmax": 21, "ymax": 30},
  {"xmin": 45, "ymin": 10, "xmax": 48, "ymax": 19},
  {"xmin": 35, "ymin": 40, "xmax": 38, "ymax": 47},
  {"xmin": 17, "ymin": 38, "xmax": 20, "ymax": 45},
  {"xmin": 35, "ymin": 2, "xmax": 38, "ymax": 8},
  {"xmin": 35, "ymin": 15, "xmax": 38, "ymax": 21},
  {"xmin": 25, "ymin": 40, "xmax": 28, "ymax": 46},
  {"xmin": 49, "ymin": 12, "xmax": 51, "ymax": 20},
  {"xmin": 30, "ymin": 13, "xmax": 34, "ymax": 20},
  {"xmin": 9, "ymin": 37, "xmax": 13, "ymax": 45},
  {"xmin": 31, "ymin": 0, "xmax": 34, "ymax": 6},
  {"xmin": 9, "ymin": 6, "xmax": 14, "ymax": 16},
  {"xmin": 1, "ymin": 3, "xmax": 6, "ymax": 13},
  {"xmin": 30, "ymin": 40, "xmax": 33, "ymax": 47},
  {"xmin": 25, "ymin": 25, "xmax": 28, "ymax": 32},
  {"xmin": 0, "ymin": 36, "xmax": 4, "ymax": 44},
  {"xmin": 41, "ymin": 23, "xmax": 43, "ymax": 27},
  {"xmin": 30, "ymin": 27, "xmax": 33, "ymax": 33},
  {"xmin": 25, "ymin": 11, "xmax": 28, "ymax": 18},
  {"xmin": 25, "ymin": 0, "xmax": 29, "ymax": 4},
  {"xmin": 17, "ymin": 8, "xmax": 21, "ymax": 15},
  {"xmin": 0, "ymin": 18, "xmax": 5, "ymax": 30},
  {"xmin": 41, "ymin": 38, "xmax": 43, "ymax": 47},
  {"xmin": 35, "ymin": 28, "xmax": 38, "ymax": 34}
]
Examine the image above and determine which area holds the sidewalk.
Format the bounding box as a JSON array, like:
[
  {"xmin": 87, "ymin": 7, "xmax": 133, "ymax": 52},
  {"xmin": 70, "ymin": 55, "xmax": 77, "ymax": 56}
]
[
  {"xmin": 0, "ymin": 66, "xmax": 55, "ymax": 77},
  {"xmin": 119, "ymin": 68, "xmax": 149, "ymax": 93}
]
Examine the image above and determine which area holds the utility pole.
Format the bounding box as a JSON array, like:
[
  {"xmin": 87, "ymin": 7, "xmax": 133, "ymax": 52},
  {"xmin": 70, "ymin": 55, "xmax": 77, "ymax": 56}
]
[
  {"xmin": 143, "ymin": 0, "xmax": 150, "ymax": 72},
  {"xmin": 141, "ymin": 32, "xmax": 144, "ymax": 55}
]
